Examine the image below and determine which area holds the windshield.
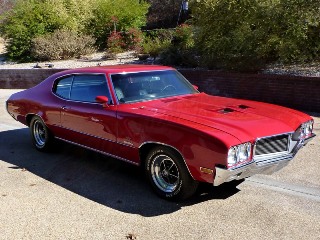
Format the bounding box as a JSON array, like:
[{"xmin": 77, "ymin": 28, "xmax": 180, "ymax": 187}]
[{"xmin": 110, "ymin": 70, "xmax": 198, "ymax": 103}]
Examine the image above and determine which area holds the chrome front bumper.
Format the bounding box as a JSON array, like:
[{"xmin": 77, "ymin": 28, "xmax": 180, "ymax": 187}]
[{"xmin": 213, "ymin": 133, "xmax": 316, "ymax": 186}]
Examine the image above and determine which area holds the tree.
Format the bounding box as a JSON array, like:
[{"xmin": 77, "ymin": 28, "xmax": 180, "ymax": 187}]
[
  {"xmin": 191, "ymin": 0, "xmax": 320, "ymax": 70},
  {"xmin": 146, "ymin": 0, "xmax": 182, "ymax": 29},
  {"xmin": 0, "ymin": 0, "xmax": 149, "ymax": 61}
]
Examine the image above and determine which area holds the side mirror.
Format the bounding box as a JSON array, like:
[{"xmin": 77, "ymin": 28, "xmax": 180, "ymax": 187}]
[
  {"xmin": 95, "ymin": 96, "xmax": 109, "ymax": 107},
  {"xmin": 192, "ymin": 85, "xmax": 199, "ymax": 91}
]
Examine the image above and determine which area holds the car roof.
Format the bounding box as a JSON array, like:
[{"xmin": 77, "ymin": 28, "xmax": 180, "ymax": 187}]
[{"xmin": 57, "ymin": 64, "xmax": 174, "ymax": 76}]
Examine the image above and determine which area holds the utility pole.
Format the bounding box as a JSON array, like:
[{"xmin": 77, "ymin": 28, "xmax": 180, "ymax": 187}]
[{"xmin": 176, "ymin": 0, "xmax": 189, "ymax": 26}]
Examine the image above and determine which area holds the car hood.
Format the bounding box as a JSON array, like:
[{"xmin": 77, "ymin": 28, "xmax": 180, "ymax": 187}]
[{"xmin": 140, "ymin": 93, "xmax": 310, "ymax": 143}]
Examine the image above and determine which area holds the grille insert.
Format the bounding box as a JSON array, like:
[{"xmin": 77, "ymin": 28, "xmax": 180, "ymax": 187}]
[{"xmin": 255, "ymin": 134, "xmax": 289, "ymax": 156}]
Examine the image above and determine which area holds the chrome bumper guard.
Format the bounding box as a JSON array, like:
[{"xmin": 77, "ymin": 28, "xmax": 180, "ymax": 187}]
[{"xmin": 213, "ymin": 133, "xmax": 316, "ymax": 186}]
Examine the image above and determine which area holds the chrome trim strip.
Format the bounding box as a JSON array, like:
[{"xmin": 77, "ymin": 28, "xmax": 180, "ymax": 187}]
[
  {"xmin": 139, "ymin": 141, "xmax": 195, "ymax": 180},
  {"xmin": 293, "ymin": 133, "xmax": 316, "ymax": 154},
  {"xmin": 109, "ymin": 70, "xmax": 172, "ymax": 105},
  {"xmin": 25, "ymin": 113, "xmax": 47, "ymax": 127},
  {"xmin": 214, "ymin": 158, "xmax": 291, "ymax": 186},
  {"xmin": 303, "ymin": 133, "xmax": 316, "ymax": 144},
  {"xmin": 253, "ymin": 131, "xmax": 293, "ymax": 157},
  {"xmin": 58, "ymin": 126, "xmax": 136, "ymax": 148},
  {"xmin": 53, "ymin": 95, "xmax": 106, "ymax": 106},
  {"xmin": 214, "ymin": 132, "xmax": 316, "ymax": 186},
  {"xmin": 108, "ymin": 69, "xmax": 199, "ymax": 105},
  {"xmin": 255, "ymin": 131, "xmax": 294, "ymax": 140},
  {"xmin": 55, "ymin": 136, "xmax": 139, "ymax": 166},
  {"xmin": 51, "ymin": 73, "xmax": 116, "ymax": 105},
  {"xmin": 109, "ymin": 69, "xmax": 171, "ymax": 76}
]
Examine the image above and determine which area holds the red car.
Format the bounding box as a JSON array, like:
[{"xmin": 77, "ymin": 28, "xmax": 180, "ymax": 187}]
[{"xmin": 6, "ymin": 65, "xmax": 315, "ymax": 200}]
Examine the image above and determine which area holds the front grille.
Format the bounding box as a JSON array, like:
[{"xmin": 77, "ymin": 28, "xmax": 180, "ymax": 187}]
[{"xmin": 255, "ymin": 134, "xmax": 289, "ymax": 156}]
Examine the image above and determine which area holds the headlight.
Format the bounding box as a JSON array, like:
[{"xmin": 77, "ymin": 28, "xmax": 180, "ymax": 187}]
[
  {"xmin": 228, "ymin": 147, "xmax": 238, "ymax": 165},
  {"xmin": 227, "ymin": 142, "xmax": 252, "ymax": 166},
  {"xmin": 304, "ymin": 121, "xmax": 313, "ymax": 136},
  {"xmin": 293, "ymin": 120, "xmax": 313, "ymax": 141},
  {"xmin": 239, "ymin": 142, "xmax": 251, "ymax": 162}
]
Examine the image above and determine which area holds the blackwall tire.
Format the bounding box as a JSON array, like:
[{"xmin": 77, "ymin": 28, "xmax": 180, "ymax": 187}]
[
  {"xmin": 145, "ymin": 146, "xmax": 198, "ymax": 201},
  {"xmin": 30, "ymin": 116, "xmax": 53, "ymax": 152}
]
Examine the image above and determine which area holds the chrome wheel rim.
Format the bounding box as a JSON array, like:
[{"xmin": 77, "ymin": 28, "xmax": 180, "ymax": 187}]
[
  {"xmin": 151, "ymin": 154, "xmax": 180, "ymax": 193},
  {"xmin": 33, "ymin": 120, "xmax": 46, "ymax": 147}
]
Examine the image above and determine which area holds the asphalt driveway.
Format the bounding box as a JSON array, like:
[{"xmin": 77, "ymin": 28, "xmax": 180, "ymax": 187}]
[{"xmin": 1, "ymin": 89, "xmax": 320, "ymax": 240}]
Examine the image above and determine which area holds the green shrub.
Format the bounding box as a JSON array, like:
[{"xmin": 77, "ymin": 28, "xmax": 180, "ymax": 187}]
[
  {"xmin": 148, "ymin": 28, "xmax": 175, "ymax": 42},
  {"xmin": 0, "ymin": 0, "xmax": 95, "ymax": 61},
  {"xmin": 0, "ymin": 0, "xmax": 149, "ymax": 60},
  {"xmin": 106, "ymin": 28, "xmax": 144, "ymax": 54},
  {"xmin": 191, "ymin": 0, "xmax": 320, "ymax": 70},
  {"xmin": 174, "ymin": 24, "xmax": 194, "ymax": 49},
  {"xmin": 31, "ymin": 29, "xmax": 95, "ymax": 60},
  {"xmin": 88, "ymin": 0, "xmax": 149, "ymax": 49},
  {"xmin": 160, "ymin": 24, "xmax": 198, "ymax": 67},
  {"xmin": 140, "ymin": 36, "xmax": 170, "ymax": 60},
  {"xmin": 123, "ymin": 28, "xmax": 144, "ymax": 51},
  {"xmin": 107, "ymin": 31, "xmax": 125, "ymax": 54},
  {"xmin": 146, "ymin": 0, "xmax": 182, "ymax": 29}
]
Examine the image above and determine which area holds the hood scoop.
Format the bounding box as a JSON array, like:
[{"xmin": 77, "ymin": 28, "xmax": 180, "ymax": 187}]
[
  {"xmin": 238, "ymin": 104, "xmax": 250, "ymax": 109},
  {"xmin": 219, "ymin": 108, "xmax": 235, "ymax": 114}
]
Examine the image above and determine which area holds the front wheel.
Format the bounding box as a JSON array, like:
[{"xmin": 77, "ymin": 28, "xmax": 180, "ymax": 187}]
[
  {"xmin": 30, "ymin": 116, "xmax": 53, "ymax": 152},
  {"xmin": 145, "ymin": 146, "xmax": 198, "ymax": 201}
]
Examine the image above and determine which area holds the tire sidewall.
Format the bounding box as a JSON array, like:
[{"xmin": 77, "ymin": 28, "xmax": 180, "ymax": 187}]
[
  {"xmin": 145, "ymin": 147, "xmax": 187, "ymax": 200},
  {"xmin": 30, "ymin": 116, "xmax": 51, "ymax": 151}
]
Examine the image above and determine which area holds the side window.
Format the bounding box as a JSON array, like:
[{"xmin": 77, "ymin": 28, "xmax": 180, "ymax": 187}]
[
  {"xmin": 70, "ymin": 74, "xmax": 112, "ymax": 103},
  {"xmin": 54, "ymin": 76, "xmax": 73, "ymax": 99}
]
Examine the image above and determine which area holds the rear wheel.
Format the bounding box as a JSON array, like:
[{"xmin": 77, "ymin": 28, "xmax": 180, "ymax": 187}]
[
  {"xmin": 145, "ymin": 146, "xmax": 198, "ymax": 201},
  {"xmin": 30, "ymin": 116, "xmax": 53, "ymax": 152}
]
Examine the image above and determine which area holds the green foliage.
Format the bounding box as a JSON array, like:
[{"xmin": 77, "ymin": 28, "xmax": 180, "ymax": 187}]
[
  {"xmin": 31, "ymin": 29, "xmax": 95, "ymax": 60},
  {"xmin": 137, "ymin": 29, "xmax": 174, "ymax": 61},
  {"xmin": 107, "ymin": 31, "xmax": 125, "ymax": 54},
  {"xmin": 0, "ymin": 0, "xmax": 95, "ymax": 61},
  {"xmin": 0, "ymin": 0, "xmax": 149, "ymax": 61},
  {"xmin": 107, "ymin": 28, "xmax": 143, "ymax": 54},
  {"xmin": 160, "ymin": 24, "xmax": 198, "ymax": 67},
  {"xmin": 88, "ymin": 0, "xmax": 149, "ymax": 48},
  {"xmin": 146, "ymin": 0, "xmax": 182, "ymax": 28},
  {"xmin": 140, "ymin": 36, "xmax": 170, "ymax": 60},
  {"xmin": 191, "ymin": 0, "xmax": 320, "ymax": 70},
  {"xmin": 124, "ymin": 28, "xmax": 144, "ymax": 51}
]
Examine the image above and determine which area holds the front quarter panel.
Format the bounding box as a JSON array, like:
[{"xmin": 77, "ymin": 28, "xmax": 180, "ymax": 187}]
[{"xmin": 115, "ymin": 105, "xmax": 240, "ymax": 183}]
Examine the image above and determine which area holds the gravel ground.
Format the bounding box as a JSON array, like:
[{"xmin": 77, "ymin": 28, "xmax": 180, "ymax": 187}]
[
  {"xmin": 0, "ymin": 51, "xmax": 140, "ymax": 69},
  {"xmin": 2, "ymin": 37, "xmax": 320, "ymax": 76},
  {"xmin": 262, "ymin": 63, "xmax": 320, "ymax": 77},
  {"xmin": 0, "ymin": 37, "xmax": 144, "ymax": 68}
]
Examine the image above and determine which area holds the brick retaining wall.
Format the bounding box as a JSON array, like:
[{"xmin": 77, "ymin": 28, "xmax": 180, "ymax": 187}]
[
  {"xmin": 179, "ymin": 70, "xmax": 320, "ymax": 112},
  {"xmin": 0, "ymin": 68, "xmax": 319, "ymax": 112},
  {"xmin": 0, "ymin": 69, "xmax": 62, "ymax": 89}
]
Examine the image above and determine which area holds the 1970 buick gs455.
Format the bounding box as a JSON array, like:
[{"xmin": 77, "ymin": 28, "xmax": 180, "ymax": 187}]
[{"xmin": 6, "ymin": 65, "xmax": 315, "ymax": 200}]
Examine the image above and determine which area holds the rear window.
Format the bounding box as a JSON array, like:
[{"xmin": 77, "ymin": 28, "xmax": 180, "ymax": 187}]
[{"xmin": 54, "ymin": 76, "xmax": 73, "ymax": 99}]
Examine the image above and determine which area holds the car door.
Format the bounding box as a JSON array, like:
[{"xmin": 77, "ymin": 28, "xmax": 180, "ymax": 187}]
[{"xmin": 59, "ymin": 74, "xmax": 118, "ymax": 154}]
